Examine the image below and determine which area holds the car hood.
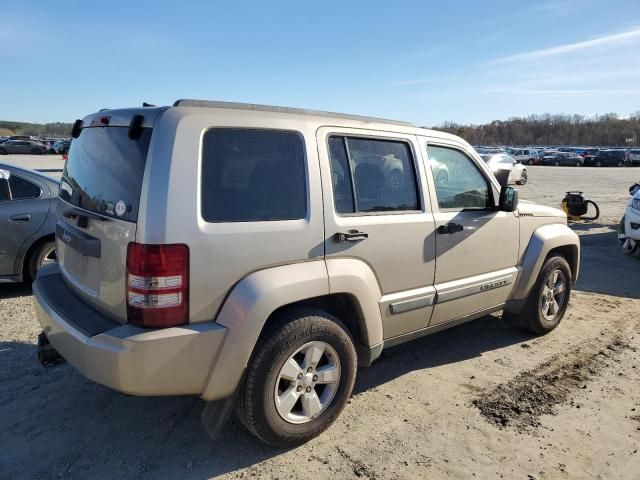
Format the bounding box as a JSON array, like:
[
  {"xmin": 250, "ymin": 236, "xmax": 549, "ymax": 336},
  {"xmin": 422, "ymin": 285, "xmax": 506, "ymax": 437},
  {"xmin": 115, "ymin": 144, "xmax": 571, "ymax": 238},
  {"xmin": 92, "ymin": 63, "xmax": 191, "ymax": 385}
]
[{"xmin": 518, "ymin": 200, "xmax": 567, "ymax": 219}]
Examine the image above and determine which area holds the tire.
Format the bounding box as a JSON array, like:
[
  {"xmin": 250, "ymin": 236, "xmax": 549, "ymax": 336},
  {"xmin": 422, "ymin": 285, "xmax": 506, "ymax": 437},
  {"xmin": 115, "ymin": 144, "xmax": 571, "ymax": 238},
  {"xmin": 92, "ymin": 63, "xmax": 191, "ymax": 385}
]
[
  {"xmin": 617, "ymin": 161, "xmax": 623, "ymax": 167},
  {"xmin": 0, "ymin": 148, "xmax": 7, "ymax": 155},
  {"xmin": 237, "ymin": 309, "xmax": 357, "ymax": 447},
  {"xmin": 554, "ymin": 161, "xmax": 560, "ymax": 166},
  {"xmin": 28, "ymin": 241, "xmax": 56, "ymax": 281},
  {"xmin": 528, "ymin": 159, "xmax": 534, "ymax": 166},
  {"xmin": 516, "ymin": 169, "xmax": 528, "ymax": 185},
  {"xmin": 595, "ymin": 160, "xmax": 602, "ymax": 167},
  {"xmin": 503, "ymin": 255, "xmax": 572, "ymax": 335},
  {"xmin": 618, "ymin": 216, "xmax": 640, "ymax": 258},
  {"xmin": 575, "ymin": 161, "xmax": 581, "ymax": 167}
]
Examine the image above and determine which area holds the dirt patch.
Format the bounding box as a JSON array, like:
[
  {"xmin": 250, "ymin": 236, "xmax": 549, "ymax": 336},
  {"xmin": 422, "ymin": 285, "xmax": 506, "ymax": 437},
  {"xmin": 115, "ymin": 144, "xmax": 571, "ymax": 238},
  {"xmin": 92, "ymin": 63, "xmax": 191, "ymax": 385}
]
[{"xmin": 473, "ymin": 336, "xmax": 631, "ymax": 432}]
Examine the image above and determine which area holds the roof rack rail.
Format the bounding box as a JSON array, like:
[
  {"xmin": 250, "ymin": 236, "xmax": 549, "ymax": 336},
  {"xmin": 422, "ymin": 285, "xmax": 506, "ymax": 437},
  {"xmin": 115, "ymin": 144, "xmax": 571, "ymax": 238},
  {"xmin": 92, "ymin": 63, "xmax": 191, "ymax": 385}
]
[{"xmin": 172, "ymin": 99, "xmax": 414, "ymax": 127}]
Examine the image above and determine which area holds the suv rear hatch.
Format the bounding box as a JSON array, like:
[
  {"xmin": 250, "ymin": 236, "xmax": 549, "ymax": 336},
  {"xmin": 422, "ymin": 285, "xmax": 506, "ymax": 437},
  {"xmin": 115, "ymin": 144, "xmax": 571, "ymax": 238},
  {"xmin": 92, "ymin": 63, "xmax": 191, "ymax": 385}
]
[{"xmin": 56, "ymin": 109, "xmax": 163, "ymax": 323}]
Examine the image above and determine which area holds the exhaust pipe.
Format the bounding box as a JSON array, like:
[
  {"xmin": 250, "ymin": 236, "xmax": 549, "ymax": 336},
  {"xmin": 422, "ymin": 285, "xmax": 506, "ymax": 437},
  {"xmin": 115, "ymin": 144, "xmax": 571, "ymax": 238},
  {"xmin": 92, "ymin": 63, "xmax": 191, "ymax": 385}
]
[{"xmin": 37, "ymin": 332, "xmax": 65, "ymax": 367}]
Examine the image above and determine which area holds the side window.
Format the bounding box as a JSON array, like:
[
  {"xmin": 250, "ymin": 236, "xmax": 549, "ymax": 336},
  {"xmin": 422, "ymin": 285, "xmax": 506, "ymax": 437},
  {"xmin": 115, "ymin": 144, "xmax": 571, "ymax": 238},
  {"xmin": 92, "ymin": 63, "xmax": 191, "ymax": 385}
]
[
  {"xmin": 328, "ymin": 136, "xmax": 420, "ymax": 213},
  {"xmin": 426, "ymin": 145, "xmax": 490, "ymax": 210},
  {"xmin": 201, "ymin": 129, "xmax": 306, "ymax": 222},
  {"xmin": 9, "ymin": 176, "xmax": 41, "ymax": 200}
]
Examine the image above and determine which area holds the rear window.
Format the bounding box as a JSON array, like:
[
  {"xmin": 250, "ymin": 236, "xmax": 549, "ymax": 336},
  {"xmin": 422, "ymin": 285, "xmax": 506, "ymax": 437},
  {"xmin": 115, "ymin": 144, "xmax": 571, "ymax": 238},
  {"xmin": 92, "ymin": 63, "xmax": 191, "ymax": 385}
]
[
  {"xmin": 60, "ymin": 127, "xmax": 152, "ymax": 222},
  {"xmin": 201, "ymin": 129, "xmax": 307, "ymax": 222}
]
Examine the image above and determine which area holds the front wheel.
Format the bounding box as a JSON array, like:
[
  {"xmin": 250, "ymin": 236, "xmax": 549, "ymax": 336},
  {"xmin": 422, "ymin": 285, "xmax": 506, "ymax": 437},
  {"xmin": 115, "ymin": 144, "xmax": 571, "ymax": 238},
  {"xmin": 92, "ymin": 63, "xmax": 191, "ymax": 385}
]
[
  {"xmin": 237, "ymin": 309, "xmax": 357, "ymax": 447},
  {"xmin": 503, "ymin": 255, "xmax": 572, "ymax": 334},
  {"xmin": 618, "ymin": 216, "xmax": 640, "ymax": 257},
  {"xmin": 555, "ymin": 161, "xmax": 560, "ymax": 166},
  {"xmin": 528, "ymin": 159, "xmax": 534, "ymax": 165},
  {"xmin": 516, "ymin": 170, "xmax": 528, "ymax": 185},
  {"xmin": 575, "ymin": 161, "xmax": 581, "ymax": 167}
]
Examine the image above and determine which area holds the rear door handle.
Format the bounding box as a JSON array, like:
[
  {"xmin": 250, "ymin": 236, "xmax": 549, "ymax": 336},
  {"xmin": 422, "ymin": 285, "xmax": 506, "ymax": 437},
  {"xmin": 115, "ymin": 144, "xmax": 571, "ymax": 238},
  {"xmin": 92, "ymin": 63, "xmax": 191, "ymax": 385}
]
[
  {"xmin": 437, "ymin": 223, "xmax": 464, "ymax": 234},
  {"xmin": 9, "ymin": 214, "xmax": 31, "ymax": 223},
  {"xmin": 335, "ymin": 231, "xmax": 369, "ymax": 243}
]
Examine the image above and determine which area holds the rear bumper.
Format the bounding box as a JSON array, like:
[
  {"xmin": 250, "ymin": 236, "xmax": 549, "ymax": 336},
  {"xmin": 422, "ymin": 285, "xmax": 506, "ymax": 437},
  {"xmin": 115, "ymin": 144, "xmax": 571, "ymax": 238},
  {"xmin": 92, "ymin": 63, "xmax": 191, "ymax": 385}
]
[{"xmin": 33, "ymin": 264, "xmax": 227, "ymax": 396}]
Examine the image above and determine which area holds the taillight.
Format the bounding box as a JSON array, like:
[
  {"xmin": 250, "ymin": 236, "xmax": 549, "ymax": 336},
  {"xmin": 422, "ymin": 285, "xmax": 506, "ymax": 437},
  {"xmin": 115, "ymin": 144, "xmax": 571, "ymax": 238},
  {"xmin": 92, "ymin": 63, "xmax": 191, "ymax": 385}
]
[{"xmin": 126, "ymin": 243, "xmax": 189, "ymax": 328}]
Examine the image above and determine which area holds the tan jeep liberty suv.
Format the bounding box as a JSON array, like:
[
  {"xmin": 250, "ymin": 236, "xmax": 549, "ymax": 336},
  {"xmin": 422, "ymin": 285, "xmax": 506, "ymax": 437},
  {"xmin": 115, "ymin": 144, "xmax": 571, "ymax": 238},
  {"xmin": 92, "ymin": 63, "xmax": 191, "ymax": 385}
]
[{"xmin": 34, "ymin": 100, "xmax": 579, "ymax": 447}]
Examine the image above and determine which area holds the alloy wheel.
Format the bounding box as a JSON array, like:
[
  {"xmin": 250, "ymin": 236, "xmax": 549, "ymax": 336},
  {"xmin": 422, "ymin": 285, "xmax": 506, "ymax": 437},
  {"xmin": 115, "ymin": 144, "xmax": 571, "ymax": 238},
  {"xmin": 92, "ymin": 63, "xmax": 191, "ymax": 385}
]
[
  {"xmin": 274, "ymin": 341, "xmax": 341, "ymax": 424},
  {"xmin": 540, "ymin": 270, "xmax": 567, "ymax": 321}
]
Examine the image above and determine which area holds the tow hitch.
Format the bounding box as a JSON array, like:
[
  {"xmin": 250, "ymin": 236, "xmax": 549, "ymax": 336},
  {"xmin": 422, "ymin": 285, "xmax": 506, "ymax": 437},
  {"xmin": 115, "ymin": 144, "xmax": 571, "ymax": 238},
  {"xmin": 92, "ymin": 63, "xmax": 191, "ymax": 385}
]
[{"xmin": 37, "ymin": 332, "xmax": 65, "ymax": 367}]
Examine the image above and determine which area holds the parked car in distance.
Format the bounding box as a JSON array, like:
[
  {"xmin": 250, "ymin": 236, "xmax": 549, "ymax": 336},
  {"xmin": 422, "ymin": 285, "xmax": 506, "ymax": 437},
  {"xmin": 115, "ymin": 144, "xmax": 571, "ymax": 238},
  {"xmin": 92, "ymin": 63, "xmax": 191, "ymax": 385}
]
[
  {"xmin": 0, "ymin": 164, "xmax": 59, "ymax": 282},
  {"xmin": 540, "ymin": 152, "xmax": 584, "ymax": 167},
  {"xmin": 626, "ymin": 149, "xmax": 640, "ymax": 167},
  {"xmin": 481, "ymin": 153, "xmax": 528, "ymax": 185},
  {"xmin": 34, "ymin": 100, "xmax": 580, "ymax": 448},
  {"xmin": 586, "ymin": 149, "xmax": 626, "ymax": 167},
  {"xmin": 54, "ymin": 139, "xmax": 71, "ymax": 154},
  {"xmin": 0, "ymin": 140, "xmax": 48, "ymax": 155},
  {"xmin": 511, "ymin": 148, "xmax": 539, "ymax": 165}
]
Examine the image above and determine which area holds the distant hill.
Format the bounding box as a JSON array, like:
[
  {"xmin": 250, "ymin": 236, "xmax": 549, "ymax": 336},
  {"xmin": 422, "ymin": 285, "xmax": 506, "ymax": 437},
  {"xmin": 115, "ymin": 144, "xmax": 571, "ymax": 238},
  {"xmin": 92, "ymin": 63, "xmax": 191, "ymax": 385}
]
[{"xmin": 0, "ymin": 120, "xmax": 73, "ymax": 138}]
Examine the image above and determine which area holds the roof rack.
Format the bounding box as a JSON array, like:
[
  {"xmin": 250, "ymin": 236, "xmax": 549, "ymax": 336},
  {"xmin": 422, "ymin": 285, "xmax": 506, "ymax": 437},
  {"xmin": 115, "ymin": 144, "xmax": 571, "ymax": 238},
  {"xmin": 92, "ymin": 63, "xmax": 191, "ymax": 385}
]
[{"xmin": 173, "ymin": 99, "xmax": 414, "ymax": 127}]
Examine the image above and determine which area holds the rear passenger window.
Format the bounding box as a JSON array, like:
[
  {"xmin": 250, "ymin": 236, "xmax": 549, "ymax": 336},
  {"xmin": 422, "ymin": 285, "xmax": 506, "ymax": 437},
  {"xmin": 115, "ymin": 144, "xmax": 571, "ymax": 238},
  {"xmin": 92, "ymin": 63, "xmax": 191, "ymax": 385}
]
[
  {"xmin": 328, "ymin": 136, "xmax": 419, "ymax": 214},
  {"xmin": 201, "ymin": 129, "xmax": 306, "ymax": 222},
  {"xmin": 9, "ymin": 176, "xmax": 41, "ymax": 200}
]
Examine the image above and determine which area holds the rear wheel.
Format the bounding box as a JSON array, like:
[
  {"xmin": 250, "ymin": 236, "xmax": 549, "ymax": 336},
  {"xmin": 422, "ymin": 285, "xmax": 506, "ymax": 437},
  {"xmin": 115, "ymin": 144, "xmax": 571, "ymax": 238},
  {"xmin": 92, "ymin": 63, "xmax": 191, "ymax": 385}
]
[
  {"xmin": 503, "ymin": 255, "xmax": 572, "ymax": 334},
  {"xmin": 554, "ymin": 161, "xmax": 560, "ymax": 166},
  {"xmin": 237, "ymin": 309, "xmax": 357, "ymax": 447},
  {"xmin": 28, "ymin": 241, "xmax": 56, "ymax": 281},
  {"xmin": 528, "ymin": 159, "xmax": 534, "ymax": 165},
  {"xmin": 596, "ymin": 160, "xmax": 602, "ymax": 167},
  {"xmin": 617, "ymin": 161, "xmax": 624, "ymax": 167}
]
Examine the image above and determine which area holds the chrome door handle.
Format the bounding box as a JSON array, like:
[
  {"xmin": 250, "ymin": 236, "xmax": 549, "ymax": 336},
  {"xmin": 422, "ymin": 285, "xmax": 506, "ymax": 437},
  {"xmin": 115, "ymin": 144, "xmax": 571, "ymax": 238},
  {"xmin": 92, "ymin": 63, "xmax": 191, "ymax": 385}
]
[
  {"xmin": 9, "ymin": 214, "xmax": 31, "ymax": 223},
  {"xmin": 437, "ymin": 223, "xmax": 463, "ymax": 234},
  {"xmin": 335, "ymin": 231, "xmax": 369, "ymax": 243}
]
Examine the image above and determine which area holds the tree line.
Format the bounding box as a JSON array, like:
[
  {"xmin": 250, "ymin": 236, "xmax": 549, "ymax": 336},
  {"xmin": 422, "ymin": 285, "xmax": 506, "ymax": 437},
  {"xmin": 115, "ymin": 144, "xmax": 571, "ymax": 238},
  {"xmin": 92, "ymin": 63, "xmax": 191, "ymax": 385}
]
[
  {"xmin": 0, "ymin": 120, "xmax": 73, "ymax": 138},
  {"xmin": 433, "ymin": 113, "xmax": 640, "ymax": 147}
]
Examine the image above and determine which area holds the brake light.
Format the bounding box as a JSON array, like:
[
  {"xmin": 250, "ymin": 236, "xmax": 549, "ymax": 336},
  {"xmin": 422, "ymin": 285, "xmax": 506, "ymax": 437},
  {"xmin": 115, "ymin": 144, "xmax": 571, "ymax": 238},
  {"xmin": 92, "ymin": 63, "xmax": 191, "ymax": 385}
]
[{"xmin": 126, "ymin": 243, "xmax": 189, "ymax": 328}]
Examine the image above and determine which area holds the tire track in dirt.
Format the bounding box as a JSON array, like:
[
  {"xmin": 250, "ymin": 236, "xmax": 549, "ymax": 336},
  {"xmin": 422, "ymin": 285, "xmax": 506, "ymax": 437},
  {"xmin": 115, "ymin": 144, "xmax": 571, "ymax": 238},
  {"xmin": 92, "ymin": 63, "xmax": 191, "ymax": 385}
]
[{"xmin": 472, "ymin": 335, "xmax": 634, "ymax": 431}]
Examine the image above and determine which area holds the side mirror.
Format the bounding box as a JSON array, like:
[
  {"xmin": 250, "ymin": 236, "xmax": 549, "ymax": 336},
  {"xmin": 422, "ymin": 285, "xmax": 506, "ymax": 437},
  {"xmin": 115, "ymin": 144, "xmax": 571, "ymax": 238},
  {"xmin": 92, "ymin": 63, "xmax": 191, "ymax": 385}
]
[{"xmin": 499, "ymin": 186, "xmax": 518, "ymax": 212}]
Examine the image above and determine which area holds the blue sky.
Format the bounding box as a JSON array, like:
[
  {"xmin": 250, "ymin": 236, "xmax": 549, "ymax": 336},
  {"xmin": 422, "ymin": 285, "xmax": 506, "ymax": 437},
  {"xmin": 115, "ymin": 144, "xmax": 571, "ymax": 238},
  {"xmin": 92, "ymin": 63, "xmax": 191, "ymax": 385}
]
[{"xmin": 2, "ymin": 0, "xmax": 639, "ymax": 125}]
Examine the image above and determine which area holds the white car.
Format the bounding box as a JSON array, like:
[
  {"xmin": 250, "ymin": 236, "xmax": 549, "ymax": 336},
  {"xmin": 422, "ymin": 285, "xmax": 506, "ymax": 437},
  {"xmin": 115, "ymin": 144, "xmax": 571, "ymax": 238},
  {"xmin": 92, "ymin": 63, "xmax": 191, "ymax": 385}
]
[
  {"xmin": 510, "ymin": 148, "xmax": 539, "ymax": 165},
  {"xmin": 619, "ymin": 182, "xmax": 640, "ymax": 257},
  {"xmin": 481, "ymin": 153, "xmax": 528, "ymax": 185}
]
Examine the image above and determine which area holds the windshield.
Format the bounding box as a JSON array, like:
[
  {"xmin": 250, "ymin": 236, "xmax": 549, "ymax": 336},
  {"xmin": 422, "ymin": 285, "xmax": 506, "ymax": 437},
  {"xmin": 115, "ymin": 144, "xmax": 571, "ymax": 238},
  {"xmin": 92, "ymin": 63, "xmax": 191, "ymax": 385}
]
[{"xmin": 60, "ymin": 126, "xmax": 152, "ymax": 222}]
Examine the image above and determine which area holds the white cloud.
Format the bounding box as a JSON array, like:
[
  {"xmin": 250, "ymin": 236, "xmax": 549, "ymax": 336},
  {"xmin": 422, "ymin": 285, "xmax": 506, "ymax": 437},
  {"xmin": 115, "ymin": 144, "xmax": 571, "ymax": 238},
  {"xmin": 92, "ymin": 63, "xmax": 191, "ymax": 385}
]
[{"xmin": 489, "ymin": 27, "xmax": 640, "ymax": 64}]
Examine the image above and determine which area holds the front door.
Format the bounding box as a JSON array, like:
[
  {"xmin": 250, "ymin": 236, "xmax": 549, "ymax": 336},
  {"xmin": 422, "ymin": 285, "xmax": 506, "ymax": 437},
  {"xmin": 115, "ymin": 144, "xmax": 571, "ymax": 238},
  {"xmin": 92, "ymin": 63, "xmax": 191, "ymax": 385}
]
[
  {"xmin": 318, "ymin": 127, "xmax": 437, "ymax": 340},
  {"xmin": 420, "ymin": 139, "xmax": 519, "ymax": 326}
]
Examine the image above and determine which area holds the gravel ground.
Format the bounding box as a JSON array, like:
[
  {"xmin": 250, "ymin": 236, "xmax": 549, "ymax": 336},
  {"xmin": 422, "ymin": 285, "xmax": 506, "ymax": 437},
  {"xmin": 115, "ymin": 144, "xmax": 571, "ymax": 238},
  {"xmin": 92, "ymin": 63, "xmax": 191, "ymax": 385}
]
[{"xmin": 1, "ymin": 164, "xmax": 639, "ymax": 479}]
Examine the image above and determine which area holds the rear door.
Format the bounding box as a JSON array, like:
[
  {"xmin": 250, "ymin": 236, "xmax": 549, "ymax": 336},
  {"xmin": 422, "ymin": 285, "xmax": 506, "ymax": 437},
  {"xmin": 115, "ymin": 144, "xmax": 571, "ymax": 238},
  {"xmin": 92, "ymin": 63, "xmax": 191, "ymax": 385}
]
[
  {"xmin": 318, "ymin": 127, "xmax": 437, "ymax": 339},
  {"xmin": 0, "ymin": 171, "xmax": 48, "ymax": 276},
  {"xmin": 56, "ymin": 115, "xmax": 154, "ymax": 322},
  {"xmin": 420, "ymin": 137, "xmax": 519, "ymax": 326}
]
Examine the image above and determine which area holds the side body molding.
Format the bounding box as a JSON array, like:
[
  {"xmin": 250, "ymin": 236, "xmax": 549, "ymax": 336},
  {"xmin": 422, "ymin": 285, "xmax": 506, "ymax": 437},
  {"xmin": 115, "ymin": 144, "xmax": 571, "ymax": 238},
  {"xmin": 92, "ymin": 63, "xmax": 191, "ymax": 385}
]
[
  {"xmin": 201, "ymin": 261, "xmax": 329, "ymax": 401},
  {"xmin": 511, "ymin": 223, "xmax": 580, "ymax": 302}
]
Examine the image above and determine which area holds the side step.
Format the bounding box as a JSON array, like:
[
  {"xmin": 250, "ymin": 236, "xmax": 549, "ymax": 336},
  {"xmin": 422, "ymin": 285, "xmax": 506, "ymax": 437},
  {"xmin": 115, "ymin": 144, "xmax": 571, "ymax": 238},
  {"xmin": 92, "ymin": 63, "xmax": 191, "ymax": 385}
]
[{"xmin": 37, "ymin": 332, "xmax": 66, "ymax": 367}]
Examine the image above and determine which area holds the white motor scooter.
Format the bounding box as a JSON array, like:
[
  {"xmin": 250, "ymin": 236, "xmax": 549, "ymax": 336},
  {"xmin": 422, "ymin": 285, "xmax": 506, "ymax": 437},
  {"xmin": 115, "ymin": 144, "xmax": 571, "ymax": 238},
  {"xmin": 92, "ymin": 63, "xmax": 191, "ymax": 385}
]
[{"xmin": 618, "ymin": 182, "xmax": 640, "ymax": 257}]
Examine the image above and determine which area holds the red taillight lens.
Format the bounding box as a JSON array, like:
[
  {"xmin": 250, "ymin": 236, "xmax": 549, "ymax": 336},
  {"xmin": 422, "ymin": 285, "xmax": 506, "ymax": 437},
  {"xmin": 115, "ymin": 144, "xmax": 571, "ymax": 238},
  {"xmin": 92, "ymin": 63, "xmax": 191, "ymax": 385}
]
[{"xmin": 126, "ymin": 243, "xmax": 189, "ymax": 328}]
